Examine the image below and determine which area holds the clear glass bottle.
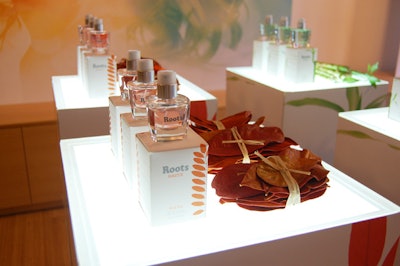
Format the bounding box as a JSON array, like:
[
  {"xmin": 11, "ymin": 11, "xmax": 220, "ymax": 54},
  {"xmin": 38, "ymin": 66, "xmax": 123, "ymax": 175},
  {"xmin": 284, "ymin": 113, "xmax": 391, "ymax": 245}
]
[
  {"xmin": 256, "ymin": 15, "xmax": 275, "ymax": 41},
  {"xmin": 264, "ymin": 15, "xmax": 276, "ymax": 42},
  {"xmin": 291, "ymin": 18, "xmax": 311, "ymax": 48},
  {"xmin": 78, "ymin": 14, "xmax": 92, "ymax": 45},
  {"xmin": 83, "ymin": 15, "xmax": 95, "ymax": 47},
  {"xmin": 90, "ymin": 18, "xmax": 110, "ymax": 54},
  {"xmin": 127, "ymin": 59, "xmax": 157, "ymax": 118},
  {"xmin": 276, "ymin": 16, "xmax": 291, "ymax": 45},
  {"xmin": 147, "ymin": 70, "xmax": 190, "ymax": 142},
  {"xmin": 118, "ymin": 50, "xmax": 141, "ymax": 100}
]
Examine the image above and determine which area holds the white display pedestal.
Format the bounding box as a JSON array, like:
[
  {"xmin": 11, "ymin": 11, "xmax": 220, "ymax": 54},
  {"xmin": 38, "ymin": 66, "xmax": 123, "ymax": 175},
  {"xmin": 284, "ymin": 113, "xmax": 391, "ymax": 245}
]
[
  {"xmin": 60, "ymin": 136, "xmax": 400, "ymax": 266},
  {"xmin": 334, "ymin": 107, "xmax": 400, "ymax": 205},
  {"xmin": 52, "ymin": 75, "xmax": 218, "ymax": 139},
  {"xmin": 226, "ymin": 67, "xmax": 389, "ymax": 164}
]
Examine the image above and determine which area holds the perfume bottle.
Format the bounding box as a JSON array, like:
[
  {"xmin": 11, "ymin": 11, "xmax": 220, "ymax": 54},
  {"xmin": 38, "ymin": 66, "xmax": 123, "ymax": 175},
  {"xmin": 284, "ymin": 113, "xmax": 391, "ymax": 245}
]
[
  {"xmin": 264, "ymin": 15, "xmax": 277, "ymax": 42},
  {"xmin": 78, "ymin": 14, "xmax": 92, "ymax": 45},
  {"xmin": 291, "ymin": 18, "xmax": 311, "ymax": 48},
  {"xmin": 83, "ymin": 15, "xmax": 95, "ymax": 47},
  {"xmin": 90, "ymin": 18, "xmax": 110, "ymax": 54},
  {"xmin": 276, "ymin": 16, "xmax": 291, "ymax": 45},
  {"xmin": 118, "ymin": 50, "xmax": 141, "ymax": 100},
  {"xmin": 127, "ymin": 59, "xmax": 157, "ymax": 118},
  {"xmin": 147, "ymin": 70, "xmax": 190, "ymax": 142}
]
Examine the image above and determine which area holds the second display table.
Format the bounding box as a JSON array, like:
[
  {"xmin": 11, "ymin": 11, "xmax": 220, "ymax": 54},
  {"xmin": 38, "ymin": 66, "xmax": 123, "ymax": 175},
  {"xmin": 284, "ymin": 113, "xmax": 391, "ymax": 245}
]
[{"xmin": 226, "ymin": 66, "xmax": 389, "ymax": 164}]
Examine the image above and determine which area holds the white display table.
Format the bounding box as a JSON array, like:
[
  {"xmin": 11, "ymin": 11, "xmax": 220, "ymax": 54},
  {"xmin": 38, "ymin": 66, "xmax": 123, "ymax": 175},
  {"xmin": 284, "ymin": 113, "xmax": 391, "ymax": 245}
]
[
  {"xmin": 60, "ymin": 136, "xmax": 400, "ymax": 266},
  {"xmin": 334, "ymin": 107, "xmax": 400, "ymax": 205},
  {"xmin": 53, "ymin": 75, "xmax": 217, "ymax": 139},
  {"xmin": 226, "ymin": 66, "xmax": 389, "ymax": 164}
]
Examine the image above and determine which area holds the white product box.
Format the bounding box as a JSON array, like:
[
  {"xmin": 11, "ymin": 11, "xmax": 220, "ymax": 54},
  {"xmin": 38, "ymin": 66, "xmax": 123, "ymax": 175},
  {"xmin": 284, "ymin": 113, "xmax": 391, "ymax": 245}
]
[
  {"xmin": 226, "ymin": 66, "xmax": 389, "ymax": 164},
  {"xmin": 136, "ymin": 129, "xmax": 208, "ymax": 226},
  {"xmin": 108, "ymin": 96, "xmax": 131, "ymax": 165},
  {"xmin": 82, "ymin": 53, "xmax": 118, "ymax": 98},
  {"xmin": 120, "ymin": 113, "xmax": 148, "ymax": 191},
  {"xmin": 60, "ymin": 136, "xmax": 400, "ymax": 266},
  {"xmin": 267, "ymin": 43, "xmax": 286, "ymax": 78},
  {"xmin": 76, "ymin": 45, "xmax": 88, "ymax": 78},
  {"xmin": 334, "ymin": 107, "xmax": 400, "ymax": 205},
  {"xmin": 389, "ymin": 77, "xmax": 400, "ymax": 122},
  {"xmin": 252, "ymin": 40, "xmax": 270, "ymax": 71},
  {"xmin": 284, "ymin": 47, "xmax": 317, "ymax": 83}
]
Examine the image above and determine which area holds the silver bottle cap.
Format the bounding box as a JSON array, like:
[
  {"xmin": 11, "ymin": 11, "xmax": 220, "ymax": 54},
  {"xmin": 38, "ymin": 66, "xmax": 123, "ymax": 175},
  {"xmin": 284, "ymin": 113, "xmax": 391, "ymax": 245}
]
[
  {"xmin": 137, "ymin": 59, "xmax": 154, "ymax": 83},
  {"xmin": 94, "ymin": 18, "xmax": 103, "ymax": 31},
  {"xmin": 265, "ymin": 15, "xmax": 273, "ymax": 25},
  {"xmin": 127, "ymin": 50, "xmax": 140, "ymax": 71},
  {"xmin": 279, "ymin": 16, "xmax": 289, "ymax": 27},
  {"xmin": 157, "ymin": 70, "xmax": 177, "ymax": 99},
  {"xmin": 85, "ymin": 14, "xmax": 92, "ymax": 26},
  {"xmin": 297, "ymin": 18, "xmax": 306, "ymax": 29}
]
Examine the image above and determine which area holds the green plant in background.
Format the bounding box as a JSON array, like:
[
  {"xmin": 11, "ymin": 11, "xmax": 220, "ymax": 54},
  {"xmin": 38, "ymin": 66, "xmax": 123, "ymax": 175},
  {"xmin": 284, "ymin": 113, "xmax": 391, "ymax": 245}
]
[
  {"xmin": 127, "ymin": 0, "xmax": 246, "ymax": 61},
  {"xmin": 337, "ymin": 129, "xmax": 400, "ymax": 151},
  {"xmin": 287, "ymin": 62, "xmax": 388, "ymax": 112}
]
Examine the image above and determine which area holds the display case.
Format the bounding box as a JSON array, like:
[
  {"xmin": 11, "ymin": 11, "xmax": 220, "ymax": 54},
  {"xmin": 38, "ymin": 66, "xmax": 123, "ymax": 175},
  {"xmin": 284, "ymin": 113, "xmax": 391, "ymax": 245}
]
[
  {"xmin": 226, "ymin": 66, "xmax": 389, "ymax": 164},
  {"xmin": 334, "ymin": 107, "xmax": 400, "ymax": 205},
  {"xmin": 60, "ymin": 136, "xmax": 400, "ymax": 266},
  {"xmin": 52, "ymin": 75, "xmax": 218, "ymax": 139}
]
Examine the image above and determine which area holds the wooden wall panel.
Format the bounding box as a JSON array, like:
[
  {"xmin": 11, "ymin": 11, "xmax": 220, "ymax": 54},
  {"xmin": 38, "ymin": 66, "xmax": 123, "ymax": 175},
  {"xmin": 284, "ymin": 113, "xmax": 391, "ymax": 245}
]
[
  {"xmin": 23, "ymin": 124, "xmax": 66, "ymax": 205},
  {"xmin": 0, "ymin": 128, "xmax": 31, "ymax": 209}
]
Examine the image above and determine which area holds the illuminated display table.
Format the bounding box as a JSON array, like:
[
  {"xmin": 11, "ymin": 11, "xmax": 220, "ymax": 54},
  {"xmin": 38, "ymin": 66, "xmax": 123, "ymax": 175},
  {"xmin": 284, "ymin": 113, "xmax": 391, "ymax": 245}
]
[
  {"xmin": 52, "ymin": 75, "xmax": 217, "ymax": 139},
  {"xmin": 334, "ymin": 107, "xmax": 400, "ymax": 205},
  {"xmin": 226, "ymin": 66, "xmax": 389, "ymax": 164},
  {"xmin": 60, "ymin": 136, "xmax": 400, "ymax": 266}
]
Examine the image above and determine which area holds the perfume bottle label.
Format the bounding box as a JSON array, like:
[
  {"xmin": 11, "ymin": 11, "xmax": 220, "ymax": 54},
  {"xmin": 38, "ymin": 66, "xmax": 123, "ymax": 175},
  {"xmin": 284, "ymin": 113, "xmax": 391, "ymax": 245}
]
[
  {"xmin": 130, "ymin": 87, "xmax": 157, "ymax": 109},
  {"xmin": 153, "ymin": 108, "xmax": 187, "ymax": 129},
  {"xmin": 148, "ymin": 104, "xmax": 189, "ymax": 141}
]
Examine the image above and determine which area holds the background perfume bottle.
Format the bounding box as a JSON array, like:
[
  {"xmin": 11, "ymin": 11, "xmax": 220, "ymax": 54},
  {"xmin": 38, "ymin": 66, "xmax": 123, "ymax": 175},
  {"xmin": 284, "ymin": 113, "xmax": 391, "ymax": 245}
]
[
  {"xmin": 291, "ymin": 18, "xmax": 311, "ymax": 48},
  {"xmin": 277, "ymin": 16, "xmax": 291, "ymax": 45},
  {"xmin": 128, "ymin": 59, "xmax": 157, "ymax": 118},
  {"xmin": 118, "ymin": 50, "xmax": 141, "ymax": 100},
  {"xmin": 147, "ymin": 70, "xmax": 190, "ymax": 142},
  {"xmin": 264, "ymin": 15, "xmax": 277, "ymax": 42},
  {"xmin": 83, "ymin": 15, "xmax": 95, "ymax": 48},
  {"xmin": 78, "ymin": 14, "xmax": 92, "ymax": 45},
  {"xmin": 90, "ymin": 18, "xmax": 110, "ymax": 54}
]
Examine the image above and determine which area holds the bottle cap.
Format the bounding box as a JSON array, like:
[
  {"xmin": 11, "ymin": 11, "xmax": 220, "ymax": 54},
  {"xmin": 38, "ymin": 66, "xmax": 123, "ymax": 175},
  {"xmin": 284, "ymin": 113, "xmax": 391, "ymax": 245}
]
[
  {"xmin": 158, "ymin": 70, "xmax": 176, "ymax": 85},
  {"xmin": 157, "ymin": 70, "xmax": 177, "ymax": 99},
  {"xmin": 127, "ymin": 50, "xmax": 141, "ymax": 71},
  {"xmin": 279, "ymin": 16, "xmax": 288, "ymax": 27},
  {"xmin": 297, "ymin": 18, "xmax": 306, "ymax": 29},
  {"xmin": 137, "ymin": 59, "xmax": 153, "ymax": 72},
  {"xmin": 137, "ymin": 59, "xmax": 154, "ymax": 82},
  {"xmin": 265, "ymin": 15, "xmax": 273, "ymax": 25},
  {"xmin": 85, "ymin": 14, "xmax": 92, "ymax": 26},
  {"xmin": 94, "ymin": 18, "xmax": 103, "ymax": 31},
  {"xmin": 128, "ymin": 50, "xmax": 141, "ymax": 60}
]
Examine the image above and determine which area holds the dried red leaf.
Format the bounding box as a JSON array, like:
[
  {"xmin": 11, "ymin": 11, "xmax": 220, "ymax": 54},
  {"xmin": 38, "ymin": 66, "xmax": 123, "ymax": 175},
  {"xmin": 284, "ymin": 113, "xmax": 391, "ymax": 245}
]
[
  {"xmin": 211, "ymin": 163, "xmax": 264, "ymax": 200},
  {"xmin": 208, "ymin": 124, "xmax": 284, "ymax": 156}
]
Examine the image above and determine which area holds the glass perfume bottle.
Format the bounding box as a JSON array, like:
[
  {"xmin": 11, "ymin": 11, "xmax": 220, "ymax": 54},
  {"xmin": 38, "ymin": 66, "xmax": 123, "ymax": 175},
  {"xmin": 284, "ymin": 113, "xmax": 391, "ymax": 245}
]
[
  {"xmin": 90, "ymin": 18, "xmax": 110, "ymax": 54},
  {"xmin": 127, "ymin": 59, "xmax": 157, "ymax": 118},
  {"xmin": 291, "ymin": 18, "xmax": 311, "ymax": 48},
  {"xmin": 78, "ymin": 14, "xmax": 92, "ymax": 45},
  {"xmin": 118, "ymin": 50, "xmax": 141, "ymax": 100},
  {"xmin": 147, "ymin": 70, "xmax": 190, "ymax": 142},
  {"xmin": 264, "ymin": 15, "xmax": 276, "ymax": 42},
  {"xmin": 83, "ymin": 15, "xmax": 95, "ymax": 47},
  {"xmin": 277, "ymin": 16, "xmax": 291, "ymax": 45}
]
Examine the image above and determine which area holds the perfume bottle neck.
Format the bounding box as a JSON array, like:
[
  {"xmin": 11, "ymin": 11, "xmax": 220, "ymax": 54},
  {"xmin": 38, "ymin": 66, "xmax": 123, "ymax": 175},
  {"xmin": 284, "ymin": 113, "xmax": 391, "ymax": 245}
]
[
  {"xmin": 137, "ymin": 71, "xmax": 154, "ymax": 83},
  {"xmin": 157, "ymin": 84, "xmax": 178, "ymax": 99}
]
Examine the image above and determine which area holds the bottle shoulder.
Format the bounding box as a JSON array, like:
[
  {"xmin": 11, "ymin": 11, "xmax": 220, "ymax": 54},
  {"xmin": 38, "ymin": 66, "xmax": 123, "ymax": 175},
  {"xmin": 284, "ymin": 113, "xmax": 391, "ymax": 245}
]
[{"xmin": 148, "ymin": 94, "xmax": 189, "ymax": 107}]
